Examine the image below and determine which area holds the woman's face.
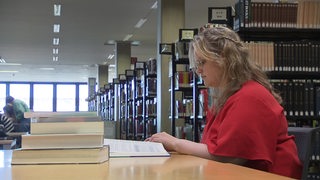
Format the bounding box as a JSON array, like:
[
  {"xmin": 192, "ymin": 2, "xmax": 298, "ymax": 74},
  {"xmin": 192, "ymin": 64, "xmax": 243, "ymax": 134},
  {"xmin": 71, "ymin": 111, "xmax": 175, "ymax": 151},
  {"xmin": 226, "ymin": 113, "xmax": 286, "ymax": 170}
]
[{"xmin": 194, "ymin": 55, "xmax": 223, "ymax": 88}]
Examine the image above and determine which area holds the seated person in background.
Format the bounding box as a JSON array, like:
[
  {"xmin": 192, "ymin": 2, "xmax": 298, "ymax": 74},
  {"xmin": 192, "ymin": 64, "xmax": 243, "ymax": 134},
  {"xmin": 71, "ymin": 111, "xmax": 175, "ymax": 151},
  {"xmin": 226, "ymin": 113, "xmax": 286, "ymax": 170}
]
[
  {"xmin": 0, "ymin": 113, "xmax": 14, "ymax": 137},
  {"xmin": 5, "ymin": 96, "xmax": 30, "ymax": 132},
  {"xmin": 146, "ymin": 25, "xmax": 302, "ymax": 179}
]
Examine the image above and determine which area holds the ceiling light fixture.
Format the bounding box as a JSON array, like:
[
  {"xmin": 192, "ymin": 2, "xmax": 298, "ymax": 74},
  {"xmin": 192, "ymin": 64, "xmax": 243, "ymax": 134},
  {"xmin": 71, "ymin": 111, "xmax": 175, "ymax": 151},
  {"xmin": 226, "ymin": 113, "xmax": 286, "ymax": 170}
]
[
  {"xmin": 151, "ymin": 1, "xmax": 158, "ymax": 9},
  {"xmin": 53, "ymin": 38, "xmax": 60, "ymax": 45},
  {"xmin": 0, "ymin": 63, "xmax": 21, "ymax": 66},
  {"xmin": 135, "ymin": 18, "xmax": 147, "ymax": 28},
  {"xmin": 53, "ymin": 24, "xmax": 60, "ymax": 33},
  {"xmin": 54, "ymin": 4, "xmax": 61, "ymax": 16},
  {"xmin": 53, "ymin": 48, "xmax": 59, "ymax": 54},
  {"xmin": 107, "ymin": 54, "xmax": 115, "ymax": 59},
  {"xmin": 123, "ymin": 34, "xmax": 133, "ymax": 41},
  {"xmin": 53, "ymin": 56, "xmax": 58, "ymax": 61},
  {"xmin": 0, "ymin": 56, "xmax": 6, "ymax": 63},
  {"xmin": 0, "ymin": 70, "xmax": 19, "ymax": 73},
  {"xmin": 39, "ymin": 67, "xmax": 55, "ymax": 71}
]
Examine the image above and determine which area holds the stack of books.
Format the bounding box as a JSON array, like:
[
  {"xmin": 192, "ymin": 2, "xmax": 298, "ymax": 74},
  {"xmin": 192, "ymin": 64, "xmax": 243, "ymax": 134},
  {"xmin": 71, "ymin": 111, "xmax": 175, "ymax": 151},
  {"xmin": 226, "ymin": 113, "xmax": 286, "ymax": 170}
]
[{"xmin": 11, "ymin": 112, "xmax": 109, "ymax": 165}]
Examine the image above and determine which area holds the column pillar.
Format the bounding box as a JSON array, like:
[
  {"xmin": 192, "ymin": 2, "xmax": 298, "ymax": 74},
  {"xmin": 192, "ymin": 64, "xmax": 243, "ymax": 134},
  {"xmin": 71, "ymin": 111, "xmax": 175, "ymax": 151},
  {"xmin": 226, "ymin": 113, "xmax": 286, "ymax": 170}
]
[
  {"xmin": 115, "ymin": 41, "xmax": 132, "ymax": 75},
  {"xmin": 157, "ymin": 0, "xmax": 185, "ymax": 133},
  {"xmin": 88, "ymin": 77, "xmax": 96, "ymax": 111},
  {"xmin": 114, "ymin": 41, "xmax": 131, "ymax": 129},
  {"xmin": 97, "ymin": 65, "xmax": 109, "ymax": 89}
]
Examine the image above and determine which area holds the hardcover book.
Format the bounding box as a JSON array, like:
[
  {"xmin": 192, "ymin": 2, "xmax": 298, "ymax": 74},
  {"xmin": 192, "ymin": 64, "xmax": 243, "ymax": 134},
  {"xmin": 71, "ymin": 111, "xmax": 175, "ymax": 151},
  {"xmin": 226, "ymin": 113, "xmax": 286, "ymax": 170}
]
[
  {"xmin": 24, "ymin": 111, "xmax": 98, "ymax": 119},
  {"xmin": 30, "ymin": 121, "xmax": 104, "ymax": 135},
  {"xmin": 21, "ymin": 133, "xmax": 104, "ymax": 150},
  {"xmin": 11, "ymin": 145, "xmax": 109, "ymax": 165}
]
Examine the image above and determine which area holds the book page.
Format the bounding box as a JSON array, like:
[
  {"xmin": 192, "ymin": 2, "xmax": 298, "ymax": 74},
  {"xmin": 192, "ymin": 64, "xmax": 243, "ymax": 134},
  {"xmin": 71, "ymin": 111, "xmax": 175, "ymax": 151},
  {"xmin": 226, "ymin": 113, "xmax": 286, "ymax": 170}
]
[{"xmin": 104, "ymin": 139, "xmax": 170, "ymax": 157}]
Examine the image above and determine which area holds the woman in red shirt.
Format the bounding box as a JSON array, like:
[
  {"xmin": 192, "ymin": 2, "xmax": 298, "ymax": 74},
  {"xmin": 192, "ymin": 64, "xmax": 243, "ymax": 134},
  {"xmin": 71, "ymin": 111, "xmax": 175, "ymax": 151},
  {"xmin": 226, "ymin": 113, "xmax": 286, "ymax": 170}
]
[{"xmin": 147, "ymin": 25, "xmax": 302, "ymax": 179}]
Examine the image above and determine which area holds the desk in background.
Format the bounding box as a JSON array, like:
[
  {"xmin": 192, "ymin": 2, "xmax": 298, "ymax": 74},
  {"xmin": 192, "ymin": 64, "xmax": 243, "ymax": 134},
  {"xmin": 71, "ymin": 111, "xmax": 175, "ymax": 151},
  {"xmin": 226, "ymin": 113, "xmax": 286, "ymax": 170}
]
[{"xmin": 0, "ymin": 150, "xmax": 294, "ymax": 180}]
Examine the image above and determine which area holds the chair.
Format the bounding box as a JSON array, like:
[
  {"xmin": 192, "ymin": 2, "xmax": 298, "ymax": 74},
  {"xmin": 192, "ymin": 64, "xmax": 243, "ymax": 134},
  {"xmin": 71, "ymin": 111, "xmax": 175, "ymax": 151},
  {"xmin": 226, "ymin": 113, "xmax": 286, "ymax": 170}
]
[{"xmin": 288, "ymin": 127, "xmax": 320, "ymax": 180}]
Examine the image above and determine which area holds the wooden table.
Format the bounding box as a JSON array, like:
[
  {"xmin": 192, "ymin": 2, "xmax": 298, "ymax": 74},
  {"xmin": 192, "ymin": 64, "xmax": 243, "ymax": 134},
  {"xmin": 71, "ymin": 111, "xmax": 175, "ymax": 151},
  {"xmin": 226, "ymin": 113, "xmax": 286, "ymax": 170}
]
[{"xmin": 0, "ymin": 150, "xmax": 294, "ymax": 180}]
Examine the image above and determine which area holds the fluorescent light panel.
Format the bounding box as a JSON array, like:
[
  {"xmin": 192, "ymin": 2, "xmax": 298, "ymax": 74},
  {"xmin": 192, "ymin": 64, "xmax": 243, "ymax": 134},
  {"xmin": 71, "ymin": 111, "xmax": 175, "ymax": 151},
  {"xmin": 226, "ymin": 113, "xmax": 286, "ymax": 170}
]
[
  {"xmin": 54, "ymin": 4, "xmax": 61, "ymax": 16},
  {"xmin": 135, "ymin": 18, "xmax": 147, "ymax": 28},
  {"xmin": 0, "ymin": 70, "xmax": 19, "ymax": 73},
  {"xmin": 53, "ymin": 24, "xmax": 60, "ymax": 33},
  {"xmin": 53, "ymin": 56, "xmax": 58, "ymax": 61},
  {"xmin": 53, "ymin": 48, "xmax": 59, "ymax": 54},
  {"xmin": 39, "ymin": 67, "xmax": 55, "ymax": 71},
  {"xmin": 151, "ymin": 1, "xmax": 158, "ymax": 9},
  {"xmin": 53, "ymin": 38, "xmax": 60, "ymax": 45},
  {"xmin": 123, "ymin": 34, "xmax": 133, "ymax": 41},
  {"xmin": 0, "ymin": 63, "xmax": 21, "ymax": 66},
  {"xmin": 107, "ymin": 54, "xmax": 114, "ymax": 59},
  {"xmin": 0, "ymin": 57, "xmax": 6, "ymax": 63}
]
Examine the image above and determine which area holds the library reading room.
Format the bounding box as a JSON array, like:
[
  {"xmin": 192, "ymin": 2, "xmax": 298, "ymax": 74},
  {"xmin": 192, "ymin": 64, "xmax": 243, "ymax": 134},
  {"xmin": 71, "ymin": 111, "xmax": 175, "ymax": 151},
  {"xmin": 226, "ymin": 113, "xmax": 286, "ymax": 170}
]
[{"xmin": 1, "ymin": 0, "xmax": 320, "ymax": 179}]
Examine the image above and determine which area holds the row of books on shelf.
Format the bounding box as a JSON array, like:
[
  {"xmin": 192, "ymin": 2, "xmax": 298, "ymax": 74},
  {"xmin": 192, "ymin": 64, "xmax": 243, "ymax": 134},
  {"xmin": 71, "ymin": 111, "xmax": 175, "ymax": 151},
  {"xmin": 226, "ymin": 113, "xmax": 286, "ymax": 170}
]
[
  {"xmin": 234, "ymin": 0, "xmax": 320, "ymax": 29},
  {"xmin": 246, "ymin": 40, "xmax": 320, "ymax": 72},
  {"xmin": 271, "ymin": 79, "xmax": 320, "ymax": 118},
  {"xmin": 11, "ymin": 111, "xmax": 169, "ymax": 165}
]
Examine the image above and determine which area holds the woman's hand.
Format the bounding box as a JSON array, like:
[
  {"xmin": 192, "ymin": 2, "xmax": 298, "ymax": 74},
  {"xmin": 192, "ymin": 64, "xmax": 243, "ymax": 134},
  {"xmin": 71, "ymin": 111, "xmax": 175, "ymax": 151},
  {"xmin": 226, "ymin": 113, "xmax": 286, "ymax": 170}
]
[{"xmin": 145, "ymin": 132, "xmax": 178, "ymax": 151}]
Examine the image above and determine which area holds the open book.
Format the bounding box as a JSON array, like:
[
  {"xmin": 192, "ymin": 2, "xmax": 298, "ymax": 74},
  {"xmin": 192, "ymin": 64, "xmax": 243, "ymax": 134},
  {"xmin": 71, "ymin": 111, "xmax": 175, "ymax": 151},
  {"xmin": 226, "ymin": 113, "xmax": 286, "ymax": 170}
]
[{"xmin": 104, "ymin": 139, "xmax": 170, "ymax": 157}]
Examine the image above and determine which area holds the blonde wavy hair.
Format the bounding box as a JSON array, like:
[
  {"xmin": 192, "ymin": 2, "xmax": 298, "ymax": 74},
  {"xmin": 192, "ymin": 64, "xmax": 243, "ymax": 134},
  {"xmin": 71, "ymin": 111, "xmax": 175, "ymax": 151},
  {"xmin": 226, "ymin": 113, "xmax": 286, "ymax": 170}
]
[{"xmin": 189, "ymin": 26, "xmax": 282, "ymax": 113}]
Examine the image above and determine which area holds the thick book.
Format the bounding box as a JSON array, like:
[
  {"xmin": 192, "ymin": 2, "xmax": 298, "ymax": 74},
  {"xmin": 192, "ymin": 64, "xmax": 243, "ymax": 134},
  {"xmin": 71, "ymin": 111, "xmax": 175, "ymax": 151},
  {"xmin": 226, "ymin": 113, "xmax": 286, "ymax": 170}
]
[
  {"xmin": 30, "ymin": 116, "xmax": 102, "ymax": 123},
  {"xmin": 11, "ymin": 146, "xmax": 109, "ymax": 165},
  {"xmin": 30, "ymin": 121, "xmax": 104, "ymax": 135},
  {"xmin": 24, "ymin": 111, "xmax": 98, "ymax": 118},
  {"xmin": 21, "ymin": 133, "xmax": 104, "ymax": 149},
  {"xmin": 104, "ymin": 138, "xmax": 170, "ymax": 157}
]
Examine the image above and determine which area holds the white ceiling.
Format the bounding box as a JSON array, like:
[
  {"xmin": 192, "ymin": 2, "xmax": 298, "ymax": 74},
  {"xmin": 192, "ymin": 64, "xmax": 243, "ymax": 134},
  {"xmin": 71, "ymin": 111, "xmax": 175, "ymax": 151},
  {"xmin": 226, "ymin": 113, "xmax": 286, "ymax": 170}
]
[{"xmin": 0, "ymin": 0, "xmax": 236, "ymax": 82}]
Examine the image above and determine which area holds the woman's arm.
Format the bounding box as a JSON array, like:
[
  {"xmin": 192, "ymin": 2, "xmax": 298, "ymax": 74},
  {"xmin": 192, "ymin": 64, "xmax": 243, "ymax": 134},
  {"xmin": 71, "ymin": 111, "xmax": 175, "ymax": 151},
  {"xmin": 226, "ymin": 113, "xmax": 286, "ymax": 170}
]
[{"xmin": 147, "ymin": 132, "xmax": 247, "ymax": 165}]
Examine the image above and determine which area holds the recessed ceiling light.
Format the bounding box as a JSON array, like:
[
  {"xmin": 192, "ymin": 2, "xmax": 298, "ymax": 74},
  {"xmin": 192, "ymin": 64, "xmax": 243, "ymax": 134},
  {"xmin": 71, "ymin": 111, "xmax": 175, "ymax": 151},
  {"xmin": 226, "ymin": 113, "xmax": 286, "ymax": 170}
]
[
  {"xmin": 0, "ymin": 63, "xmax": 22, "ymax": 66},
  {"xmin": 53, "ymin": 24, "xmax": 60, "ymax": 33},
  {"xmin": 39, "ymin": 67, "xmax": 55, "ymax": 71},
  {"xmin": 53, "ymin": 48, "xmax": 59, "ymax": 54},
  {"xmin": 0, "ymin": 70, "xmax": 19, "ymax": 73},
  {"xmin": 54, "ymin": 4, "xmax": 61, "ymax": 16},
  {"xmin": 53, "ymin": 38, "xmax": 60, "ymax": 45},
  {"xmin": 151, "ymin": 1, "xmax": 158, "ymax": 9},
  {"xmin": 0, "ymin": 56, "xmax": 6, "ymax": 63},
  {"xmin": 135, "ymin": 18, "xmax": 147, "ymax": 28},
  {"xmin": 107, "ymin": 54, "xmax": 114, "ymax": 59},
  {"xmin": 123, "ymin": 34, "xmax": 133, "ymax": 41},
  {"xmin": 104, "ymin": 40, "xmax": 115, "ymax": 45},
  {"xmin": 131, "ymin": 41, "xmax": 140, "ymax": 46}
]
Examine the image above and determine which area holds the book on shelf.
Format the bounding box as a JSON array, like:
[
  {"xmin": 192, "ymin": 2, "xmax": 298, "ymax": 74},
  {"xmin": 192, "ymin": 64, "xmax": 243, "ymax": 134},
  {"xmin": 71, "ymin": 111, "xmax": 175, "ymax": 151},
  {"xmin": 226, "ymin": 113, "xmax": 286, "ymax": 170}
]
[
  {"xmin": 30, "ymin": 121, "xmax": 104, "ymax": 135},
  {"xmin": 104, "ymin": 138, "xmax": 170, "ymax": 158},
  {"xmin": 11, "ymin": 145, "xmax": 109, "ymax": 165},
  {"xmin": 21, "ymin": 133, "xmax": 104, "ymax": 150}
]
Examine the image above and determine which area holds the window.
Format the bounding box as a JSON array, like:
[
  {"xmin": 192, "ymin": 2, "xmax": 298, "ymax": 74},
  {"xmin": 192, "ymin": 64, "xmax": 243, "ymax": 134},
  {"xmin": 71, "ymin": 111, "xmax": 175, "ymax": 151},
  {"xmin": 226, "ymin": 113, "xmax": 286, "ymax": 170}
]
[
  {"xmin": 79, "ymin": 84, "xmax": 88, "ymax": 111},
  {"xmin": 9, "ymin": 84, "xmax": 30, "ymax": 107},
  {"xmin": 33, "ymin": 84, "xmax": 53, "ymax": 111},
  {"xmin": 56, "ymin": 84, "xmax": 76, "ymax": 111},
  {"xmin": 0, "ymin": 83, "xmax": 6, "ymax": 111}
]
